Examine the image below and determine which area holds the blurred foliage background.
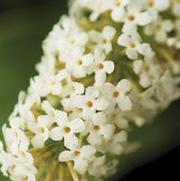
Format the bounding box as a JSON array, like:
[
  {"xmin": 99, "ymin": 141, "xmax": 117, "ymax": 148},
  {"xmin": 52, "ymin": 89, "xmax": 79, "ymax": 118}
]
[{"xmin": 0, "ymin": 0, "xmax": 179, "ymax": 180}]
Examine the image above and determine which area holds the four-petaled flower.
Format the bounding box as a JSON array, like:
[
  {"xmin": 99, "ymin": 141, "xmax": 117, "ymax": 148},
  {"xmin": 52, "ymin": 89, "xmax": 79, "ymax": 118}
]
[
  {"xmin": 87, "ymin": 112, "xmax": 115, "ymax": 145},
  {"xmin": 118, "ymin": 33, "xmax": 152, "ymax": 60},
  {"xmin": 101, "ymin": 79, "xmax": 132, "ymax": 111},
  {"xmin": 71, "ymin": 86, "xmax": 109, "ymax": 120},
  {"xmin": 88, "ymin": 48, "xmax": 115, "ymax": 84},
  {"xmin": 89, "ymin": 26, "xmax": 116, "ymax": 54},
  {"xmin": 59, "ymin": 145, "xmax": 96, "ymax": 174},
  {"xmin": 50, "ymin": 111, "xmax": 85, "ymax": 149}
]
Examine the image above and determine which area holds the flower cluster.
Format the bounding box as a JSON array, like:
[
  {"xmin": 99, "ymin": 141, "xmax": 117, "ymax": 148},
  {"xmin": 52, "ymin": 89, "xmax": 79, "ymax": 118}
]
[{"xmin": 0, "ymin": 0, "xmax": 180, "ymax": 181}]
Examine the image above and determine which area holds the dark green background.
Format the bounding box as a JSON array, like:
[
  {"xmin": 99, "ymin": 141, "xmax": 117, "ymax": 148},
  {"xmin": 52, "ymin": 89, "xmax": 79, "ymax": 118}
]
[{"xmin": 0, "ymin": 1, "xmax": 179, "ymax": 180}]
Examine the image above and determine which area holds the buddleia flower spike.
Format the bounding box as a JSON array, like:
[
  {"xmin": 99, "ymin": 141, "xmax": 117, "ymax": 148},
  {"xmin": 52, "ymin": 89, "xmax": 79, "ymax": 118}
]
[{"xmin": 0, "ymin": 0, "xmax": 180, "ymax": 180}]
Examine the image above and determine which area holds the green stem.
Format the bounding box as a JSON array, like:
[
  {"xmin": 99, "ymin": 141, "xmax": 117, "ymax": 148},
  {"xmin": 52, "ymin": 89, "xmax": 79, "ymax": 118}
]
[{"xmin": 67, "ymin": 161, "xmax": 79, "ymax": 181}]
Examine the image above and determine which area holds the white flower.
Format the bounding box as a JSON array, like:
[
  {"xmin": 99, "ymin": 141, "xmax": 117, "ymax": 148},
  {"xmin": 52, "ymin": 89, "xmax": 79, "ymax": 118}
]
[
  {"xmin": 144, "ymin": 18, "xmax": 174, "ymax": 43},
  {"xmin": 66, "ymin": 48, "xmax": 94, "ymax": 78},
  {"xmin": 107, "ymin": 108, "xmax": 129, "ymax": 129},
  {"xmin": 71, "ymin": 86, "xmax": 109, "ymax": 120},
  {"xmin": 0, "ymin": 144, "xmax": 37, "ymax": 181},
  {"xmin": 78, "ymin": 0, "xmax": 109, "ymax": 21},
  {"xmin": 101, "ymin": 79, "xmax": 132, "ymax": 111},
  {"xmin": 118, "ymin": 33, "xmax": 152, "ymax": 59},
  {"xmin": 59, "ymin": 145, "xmax": 96, "ymax": 174},
  {"xmin": 88, "ymin": 156, "xmax": 118, "ymax": 178},
  {"xmin": 0, "ymin": 143, "xmax": 16, "ymax": 176},
  {"xmin": 122, "ymin": 23, "xmax": 138, "ymax": 36},
  {"xmin": 30, "ymin": 70, "xmax": 67, "ymax": 97},
  {"xmin": 88, "ymin": 48, "xmax": 114, "ymax": 84},
  {"xmin": 89, "ymin": 26, "xmax": 116, "ymax": 54},
  {"xmin": 105, "ymin": 131, "xmax": 128, "ymax": 155},
  {"xmin": 50, "ymin": 111, "xmax": 85, "ymax": 149},
  {"xmin": 36, "ymin": 55, "xmax": 55, "ymax": 75},
  {"xmin": 123, "ymin": 2, "xmax": 153, "ymax": 27},
  {"xmin": 60, "ymin": 77, "xmax": 85, "ymax": 98},
  {"xmin": 87, "ymin": 112, "xmax": 115, "ymax": 145},
  {"xmin": 109, "ymin": 0, "xmax": 132, "ymax": 22},
  {"xmin": 2, "ymin": 126, "xmax": 29, "ymax": 155},
  {"xmin": 172, "ymin": 0, "xmax": 180, "ymax": 17},
  {"xmin": 43, "ymin": 17, "xmax": 88, "ymax": 56},
  {"xmin": 133, "ymin": 59, "xmax": 160, "ymax": 88},
  {"xmin": 155, "ymin": 70, "xmax": 180, "ymax": 105},
  {"xmin": 88, "ymin": 156, "xmax": 106, "ymax": 177},
  {"xmin": 41, "ymin": 100, "xmax": 67, "ymax": 126},
  {"xmin": 9, "ymin": 93, "xmax": 39, "ymax": 131},
  {"xmin": 146, "ymin": 0, "xmax": 170, "ymax": 12},
  {"xmin": 10, "ymin": 151, "xmax": 37, "ymax": 181},
  {"xmin": 28, "ymin": 115, "xmax": 50, "ymax": 148}
]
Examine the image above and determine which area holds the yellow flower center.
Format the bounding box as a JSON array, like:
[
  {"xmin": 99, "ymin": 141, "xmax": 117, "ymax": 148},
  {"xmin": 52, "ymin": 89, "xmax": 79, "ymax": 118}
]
[
  {"xmin": 113, "ymin": 91, "xmax": 120, "ymax": 98},
  {"xmin": 93, "ymin": 124, "xmax": 100, "ymax": 131},
  {"xmin": 64, "ymin": 126, "xmax": 71, "ymax": 133},
  {"xmin": 86, "ymin": 100, "xmax": 93, "ymax": 108}
]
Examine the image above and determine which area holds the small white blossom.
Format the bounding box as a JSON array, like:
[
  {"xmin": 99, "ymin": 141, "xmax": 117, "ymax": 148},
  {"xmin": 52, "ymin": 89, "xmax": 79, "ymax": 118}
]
[
  {"xmin": 172, "ymin": 0, "xmax": 180, "ymax": 17},
  {"xmin": 71, "ymin": 86, "xmax": 109, "ymax": 120},
  {"xmin": 133, "ymin": 59, "xmax": 160, "ymax": 88},
  {"xmin": 59, "ymin": 145, "xmax": 96, "ymax": 174},
  {"xmin": 123, "ymin": 2, "xmax": 153, "ymax": 27},
  {"xmin": 146, "ymin": 0, "xmax": 170, "ymax": 12},
  {"xmin": 2, "ymin": 126, "xmax": 29, "ymax": 155},
  {"xmin": 66, "ymin": 48, "xmax": 94, "ymax": 78},
  {"xmin": 109, "ymin": 0, "xmax": 132, "ymax": 22},
  {"xmin": 88, "ymin": 48, "xmax": 114, "ymax": 84},
  {"xmin": 144, "ymin": 18, "xmax": 174, "ymax": 43},
  {"xmin": 0, "ymin": 144, "xmax": 37, "ymax": 181},
  {"xmin": 30, "ymin": 70, "xmax": 67, "ymax": 97},
  {"xmin": 87, "ymin": 112, "xmax": 115, "ymax": 145},
  {"xmin": 50, "ymin": 111, "xmax": 85, "ymax": 149},
  {"xmin": 28, "ymin": 115, "xmax": 50, "ymax": 148},
  {"xmin": 78, "ymin": 0, "xmax": 111, "ymax": 22},
  {"xmin": 58, "ymin": 76, "xmax": 85, "ymax": 99},
  {"xmin": 101, "ymin": 79, "xmax": 132, "ymax": 111},
  {"xmin": 10, "ymin": 151, "xmax": 37, "ymax": 181},
  {"xmin": 89, "ymin": 26, "xmax": 116, "ymax": 54},
  {"xmin": 105, "ymin": 131, "xmax": 128, "ymax": 155},
  {"xmin": 89, "ymin": 157, "xmax": 118, "ymax": 178},
  {"xmin": 118, "ymin": 33, "xmax": 152, "ymax": 59},
  {"xmin": 107, "ymin": 108, "xmax": 129, "ymax": 129}
]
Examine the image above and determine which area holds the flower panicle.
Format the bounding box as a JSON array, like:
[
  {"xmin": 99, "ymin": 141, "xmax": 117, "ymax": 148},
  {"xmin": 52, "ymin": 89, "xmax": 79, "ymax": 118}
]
[{"xmin": 0, "ymin": 0, "xmax": 180, "ymax": 180}]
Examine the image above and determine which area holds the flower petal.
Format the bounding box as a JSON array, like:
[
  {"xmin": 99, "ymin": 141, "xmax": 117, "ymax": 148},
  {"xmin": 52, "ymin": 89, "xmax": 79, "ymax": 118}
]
[
  {"xmin": 81, "ymin": 145, "xmax": 96, "ymax": 158},
  {"xmin": 70, "ymin": 118, "xmax": 85, "ymax": 133},
  {"xmin": 49, "ymin": 127, "xmax": 64, "ymax": 141},
  {"xmin": 126, "ymin": 48, "xmax": 138, "ymax": 60},
  {"xmin": 118, "ymin": 34, "xmax": 130, "ymax": 47},
  {"xmin": 31, "ymin": 134, "xmax": 46, "ymax": 149},
  {"xmin": 118, "ymin": 96, "xmax": 132, "ymax": 111},
  {"xmin": 87, "ymin": 133, "xmax": 102, "ymax": 145},
  {"xmin": 74, "ymin": 159, "xmax": 88, "ymax": 175},
  {"xmin": 58, "ymin": 151, "xmax": 74, "ymax": 162},
  {"xmin": 103, "ymin": 61, "xmax": 114, "ymax": 74},
  {"xmin": 94, "ymin": 98, "xmax": 109, "ymax": 110},
  {"xmin": 86, "ymin": 86, "xmax": 99, "ymax": 98},
  {"xmin": 64, "ymin": 134, "xmax": 79, "ymax": 149},
  {"xmin": 102, "ymin": 124, "xmax": 115, "ymax": 139},
  {"xmin": 102, "ymin": 26, "xmax": 116, "ymax": 40},
  {"xmin": 117, "ymin": 79, "xmax": 131, "ymax": 94},
  {"xmin": 55, "ymin": 110, "xmax": 69, "ymax": 125}
]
